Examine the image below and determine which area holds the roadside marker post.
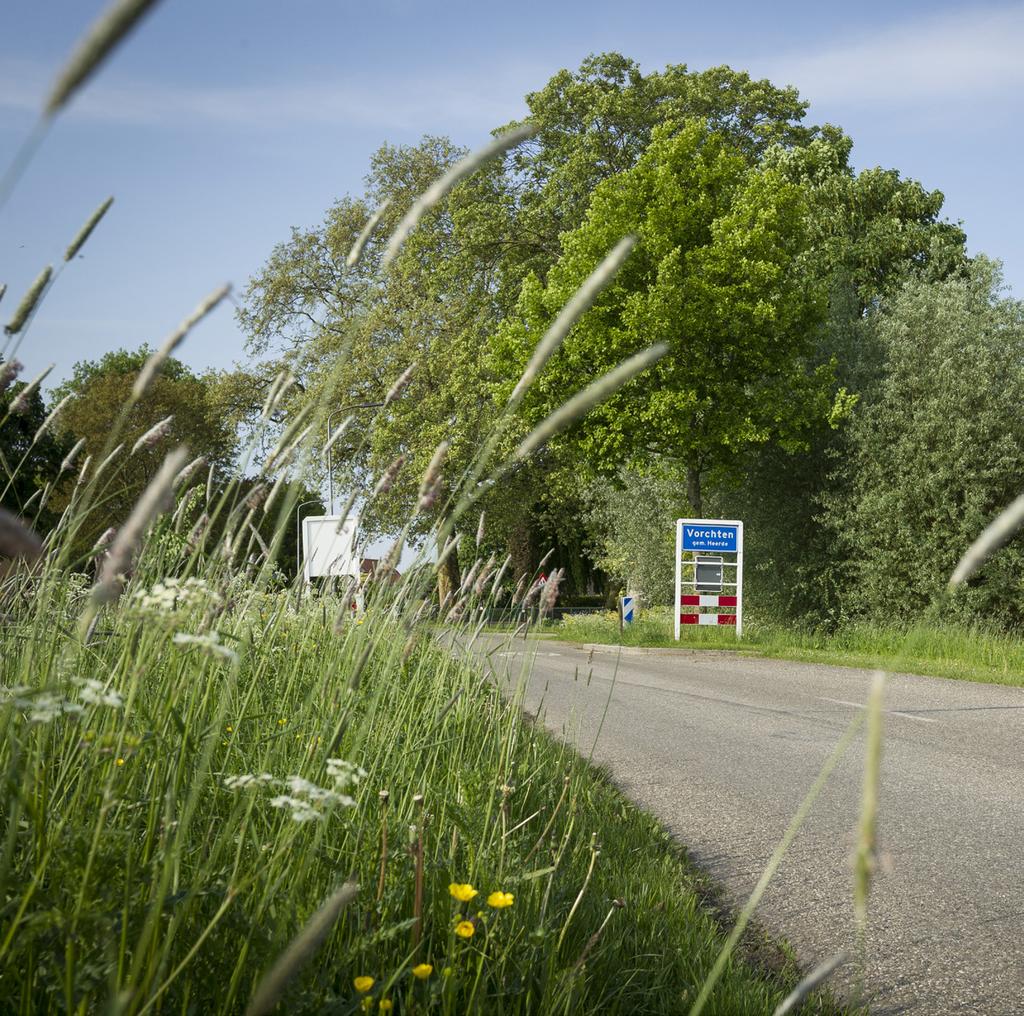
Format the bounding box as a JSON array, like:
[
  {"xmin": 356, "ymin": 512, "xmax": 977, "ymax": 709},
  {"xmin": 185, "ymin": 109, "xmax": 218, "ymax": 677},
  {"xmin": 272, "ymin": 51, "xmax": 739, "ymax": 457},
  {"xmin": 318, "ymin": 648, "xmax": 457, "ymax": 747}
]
[
  {"xmin": 621, "ymin": 594, "xmax": 635, "ymax": 628},
  {"xmin": 674, "ymin": 519, "xmax": 743, "ymax": 640}
]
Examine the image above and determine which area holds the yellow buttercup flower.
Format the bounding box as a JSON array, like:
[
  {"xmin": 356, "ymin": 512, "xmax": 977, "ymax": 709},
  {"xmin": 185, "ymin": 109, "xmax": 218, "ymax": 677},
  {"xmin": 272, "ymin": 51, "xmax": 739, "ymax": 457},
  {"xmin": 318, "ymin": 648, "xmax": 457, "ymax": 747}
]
[
  {"xmin": 455, "ymin": 920, "xmax": 475, "ymax": 939},
  {"xmin": 378, "ymin": 1001, "xmax": 392, "ymax": 1012},
  {"xmin": 449, "ymin": 882, "xmax": 478, "ymax": 903},
  {"xmin": 354, "ymin": 975, "xmax": 374, "ymax": 993},
  {"xmin": 487, "ymin": 891, "xmax": 514, "ymax": 909},
  {"xmin": 412, "ymin": 963, "xmax": 433, "ymax": 980}
]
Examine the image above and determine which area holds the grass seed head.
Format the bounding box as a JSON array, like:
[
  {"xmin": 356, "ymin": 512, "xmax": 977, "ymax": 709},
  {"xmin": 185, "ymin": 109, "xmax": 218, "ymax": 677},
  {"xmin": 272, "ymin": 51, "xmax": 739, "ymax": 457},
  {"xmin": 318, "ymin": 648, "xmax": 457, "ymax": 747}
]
[
  {"xmin": 60, "ymin": 437, "xmax": 87, "ymax": 473},
  {"xmin": 10, "ymin": 364, "xmax": 54, "ymax": 414},
  {"xmin": 0, "ymin": 358, "xmax": 21, "ymax": 394},
  {"xmin": 64, "ymin": 196, "xmax": 114, "ymax": 261},
  {"xmin": 509, "ymin": 235, "xmax": 636, "ymax": 408},
  {"xmin": 346, "ymin": 198, "xmax": 390, "ymax": 268},
  {"xmin": 0, "ymin": 507, "xmax": 42, "ymax": 562},
  {"xmin": 418, "ymin": 440, "xmax": 449, "ymax": 509},
  {"xmin": 133, "ymin": 284, "xmax": 230, "ymax": 400},
  {"xmin": 131, "ymin": 415, "xmax": 173, "ymax": 454},
  {"xmin": 382, "ymin": 125, "xmax": 536, "ymax": 267},
  {"xmin": 383, "ymin": 361, "xmax": 416, "ymax": 406},
  {"xmin": 5, "ymin": 267, "xmax": 52, "ymax": 335},
  {"xmin": 45, "ymin": 0, "xmax": 163, "ymax": 115},
  {"xmin": 949, "ymin": 491, "xmax": 1024, "ymax": 590},
  {"xmin": 513, "ymin": 344, "xmax": 668, "ymax": 463},
  {"xmin": 92, "ymin": 446, "xmax": 188, "ymax": 605},
  {"xmin": 32, "ymin": 394, "xmax": 71, "ymax": 443},
  {"xmin": 245, "ymin": 882, "xmax": 359, "ymax": 1016}
]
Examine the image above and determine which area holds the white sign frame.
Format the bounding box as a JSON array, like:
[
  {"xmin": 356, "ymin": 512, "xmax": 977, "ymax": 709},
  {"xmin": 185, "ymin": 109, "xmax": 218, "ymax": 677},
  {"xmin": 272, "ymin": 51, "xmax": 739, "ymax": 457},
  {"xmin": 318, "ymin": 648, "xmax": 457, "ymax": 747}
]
[
  {"xmin": 674, "ymin": 518, "xmax": 743, "ymax": 639},
  {"xmin": 302, "ymin": 515, "xmax": 359, "ymax": 581}
]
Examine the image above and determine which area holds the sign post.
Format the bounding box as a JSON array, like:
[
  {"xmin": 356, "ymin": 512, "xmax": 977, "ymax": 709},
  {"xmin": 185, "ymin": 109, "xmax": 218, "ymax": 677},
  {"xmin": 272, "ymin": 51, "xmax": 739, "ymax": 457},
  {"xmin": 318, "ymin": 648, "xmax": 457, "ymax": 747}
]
[{"xmin": 674, "ymin": 519, "xmax": 743, "ymax": 639}]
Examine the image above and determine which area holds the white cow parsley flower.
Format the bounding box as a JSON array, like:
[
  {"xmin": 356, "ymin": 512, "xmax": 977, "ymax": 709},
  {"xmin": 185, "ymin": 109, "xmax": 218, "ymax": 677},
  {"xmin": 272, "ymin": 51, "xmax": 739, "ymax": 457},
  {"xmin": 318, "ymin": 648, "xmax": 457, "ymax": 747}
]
[
  {"xmin": 172, "ymin": 631, "xmax": 239, "ymax": 664},
  {"xmin": 75, "ymin": 677, "xmax": 124, "ymax": 709}
]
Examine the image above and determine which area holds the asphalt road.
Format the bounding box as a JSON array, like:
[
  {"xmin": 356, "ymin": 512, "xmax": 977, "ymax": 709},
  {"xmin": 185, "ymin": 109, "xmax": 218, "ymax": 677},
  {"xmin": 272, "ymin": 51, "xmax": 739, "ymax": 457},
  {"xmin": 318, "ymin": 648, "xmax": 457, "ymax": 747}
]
[{"xmin": 477, "ymin": 637, "xmax": 1024, "ymax": 1015}]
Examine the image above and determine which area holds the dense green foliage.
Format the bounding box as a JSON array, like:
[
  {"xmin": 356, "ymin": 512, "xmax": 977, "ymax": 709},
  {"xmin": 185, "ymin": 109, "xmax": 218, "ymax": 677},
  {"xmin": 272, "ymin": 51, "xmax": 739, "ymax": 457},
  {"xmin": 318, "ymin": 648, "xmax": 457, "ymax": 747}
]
[
  {"xmin": 492, "ymin": 120, "xmax": 840, "ymax": 514},
  {"xmin": 0, "ymin": 383, "xmax": 71, "ymax": 533},
  {"xmin": 824, "ymin": 260, "xmax": 1024, "ymax": 628},
  {"xmin": 50, "ymin": 348, "xmax": 237, "ymax": 554},
  {"xmin": 231, "ymin": 50, "xmax": 1017, "ymax": 637}
]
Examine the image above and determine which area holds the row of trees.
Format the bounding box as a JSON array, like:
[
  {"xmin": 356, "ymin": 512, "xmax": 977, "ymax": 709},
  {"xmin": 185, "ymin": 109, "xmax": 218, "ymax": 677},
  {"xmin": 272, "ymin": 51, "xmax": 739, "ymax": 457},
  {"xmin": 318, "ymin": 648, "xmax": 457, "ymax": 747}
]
[{"xmin": 8, "ymin": 54, "xmax": 1021, "ymax": 628}]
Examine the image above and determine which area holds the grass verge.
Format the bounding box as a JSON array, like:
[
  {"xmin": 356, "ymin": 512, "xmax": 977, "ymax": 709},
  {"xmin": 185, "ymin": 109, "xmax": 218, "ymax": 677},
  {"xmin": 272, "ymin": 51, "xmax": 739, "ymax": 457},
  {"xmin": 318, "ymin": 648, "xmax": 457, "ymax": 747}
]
[
  {"xmin": 0, "ymin": 574, "xmax": 845, "ymax": 1014},
  {"xmin": 551, "ymin": 609, "xmax": 1024, "ymax": 687}
]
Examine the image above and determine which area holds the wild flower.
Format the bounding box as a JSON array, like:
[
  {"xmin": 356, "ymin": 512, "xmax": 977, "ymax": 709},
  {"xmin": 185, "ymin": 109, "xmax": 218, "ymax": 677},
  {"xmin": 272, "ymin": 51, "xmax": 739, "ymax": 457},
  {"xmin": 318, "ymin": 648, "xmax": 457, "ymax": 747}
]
[
  {"xmin": 171, "ymin": 631, "xmax": 239, "ymax": 665},
  {"xmin": 269, "ymin": 795, "xmax": 322, "ymax": 822},
  {"xmin": 353, "ymin": 976, "xmax": 374, "ymax": 993},
  {"xmin": 486, "ymin": 891, "xmax": 514, "ymax": 909},
  {"xmin": 222, "ymin": 773, "xmax": 276, "ymax": 790},
  {"xmin": 75, "ymin": 677, "xmax": 124, "ymax": 709},
  {"xmin": 132, "ymin": 577, "xmax": 219, "ymax": 617},
  {"xmin": 454, "ymin": 920, "xmax": 475, "ymax": 939},
  {"xmin": 378, "ymin": 1000, "xmax": 392, "ymax": 1012},
  {"xmin": 449, "ymin": 883, "xmax": 478, "ymax": 903},
  {"xmin": 412, "ymin": 963, "xmax": 433, "ymax": 980},
  {"xmin": 282, "ymin": 775, "xmax": 354, "ymax": 807},
  {"xmin": 325, "ymin": 758, "xmax": 366, "ymax": 792},
  {"xmin": 26, "ymin": 692, "xmax": 83, "ymax": 724},
  {"xmin": 0, "ymin": 685, "xmax": 33, "ymax": 709}
]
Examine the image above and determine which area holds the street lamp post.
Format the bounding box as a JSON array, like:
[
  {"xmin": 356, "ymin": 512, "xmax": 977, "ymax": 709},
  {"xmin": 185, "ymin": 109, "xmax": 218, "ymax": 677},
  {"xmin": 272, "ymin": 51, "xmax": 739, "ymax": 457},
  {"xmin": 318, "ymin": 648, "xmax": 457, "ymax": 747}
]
[{"xmin": 295, "ymin": 498, "xmax": 323, "ymax": 581}]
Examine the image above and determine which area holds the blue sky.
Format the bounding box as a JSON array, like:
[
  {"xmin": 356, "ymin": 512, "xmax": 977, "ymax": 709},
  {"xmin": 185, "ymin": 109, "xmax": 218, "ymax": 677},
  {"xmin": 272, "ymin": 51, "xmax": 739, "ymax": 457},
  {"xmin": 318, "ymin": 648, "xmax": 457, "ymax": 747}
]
[{"xmin": 2, "ymin": 0, "xmax": 1023, "ymax": 392}]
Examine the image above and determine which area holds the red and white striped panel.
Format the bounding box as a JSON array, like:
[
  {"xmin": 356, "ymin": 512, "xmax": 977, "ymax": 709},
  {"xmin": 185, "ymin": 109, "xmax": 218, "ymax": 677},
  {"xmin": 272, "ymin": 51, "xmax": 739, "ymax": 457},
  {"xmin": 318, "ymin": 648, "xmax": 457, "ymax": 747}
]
[
  {"xmin": 680, "ymin": 595, "xmax": 737, "ymax": 607},
  {"xmin": 680, "ymin": 613, "xmax": 737, "ymax": 626}
]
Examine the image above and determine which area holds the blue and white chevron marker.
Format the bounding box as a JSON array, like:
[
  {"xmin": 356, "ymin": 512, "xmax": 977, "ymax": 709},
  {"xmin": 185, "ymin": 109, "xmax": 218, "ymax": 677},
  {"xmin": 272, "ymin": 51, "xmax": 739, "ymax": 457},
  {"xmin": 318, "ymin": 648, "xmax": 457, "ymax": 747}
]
[{"xmin": 622, "ymin": 595, "xmax": 635, "ymax": 625}]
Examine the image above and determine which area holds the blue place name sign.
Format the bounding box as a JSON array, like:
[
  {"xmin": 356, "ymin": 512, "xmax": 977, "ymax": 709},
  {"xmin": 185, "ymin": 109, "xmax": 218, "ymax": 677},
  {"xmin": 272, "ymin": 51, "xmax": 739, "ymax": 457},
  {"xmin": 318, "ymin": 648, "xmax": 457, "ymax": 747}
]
[{"xmin": 682, "ymin": 525, "xmax": 738, "ymax": 552}]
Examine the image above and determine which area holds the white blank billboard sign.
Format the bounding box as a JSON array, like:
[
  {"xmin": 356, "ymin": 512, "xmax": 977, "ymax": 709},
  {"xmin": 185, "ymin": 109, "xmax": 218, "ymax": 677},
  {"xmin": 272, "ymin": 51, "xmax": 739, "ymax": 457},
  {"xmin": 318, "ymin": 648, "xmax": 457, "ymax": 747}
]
[{"xmin": 302, "ymin": 515, "xmax": 358, "ymax": 581}]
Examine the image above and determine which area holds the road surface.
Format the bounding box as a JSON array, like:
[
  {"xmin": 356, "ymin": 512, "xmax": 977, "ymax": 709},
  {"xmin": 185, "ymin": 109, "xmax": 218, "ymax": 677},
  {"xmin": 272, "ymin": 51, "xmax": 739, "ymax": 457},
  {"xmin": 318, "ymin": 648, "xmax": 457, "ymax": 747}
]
[{"xmin": 477, "ymin": 637, "xmax": 1024, "ymax": 1014}]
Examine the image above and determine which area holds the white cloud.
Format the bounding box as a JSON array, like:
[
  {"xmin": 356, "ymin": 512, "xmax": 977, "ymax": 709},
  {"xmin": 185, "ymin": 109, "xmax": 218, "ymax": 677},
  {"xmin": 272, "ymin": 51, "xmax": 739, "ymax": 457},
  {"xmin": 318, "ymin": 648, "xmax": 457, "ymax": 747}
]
[
  {"xmin": 0, "ymin": 56, "xmax": 537, "ymax": 134},
  {"xmin": 762, "ymin": 4, "xmax": 1024, "ymax": 111}
]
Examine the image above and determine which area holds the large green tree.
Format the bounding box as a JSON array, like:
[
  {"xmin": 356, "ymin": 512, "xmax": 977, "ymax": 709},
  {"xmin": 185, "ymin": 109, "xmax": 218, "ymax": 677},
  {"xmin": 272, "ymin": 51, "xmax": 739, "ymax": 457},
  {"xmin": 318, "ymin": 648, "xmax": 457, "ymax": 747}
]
[
  {"xmin": 52, "ymin": 349, "xmax": 236, "ymax": 553},
  {"xmin": 492, "ymin": 120, "xmax": 844, "ymax": 514}
]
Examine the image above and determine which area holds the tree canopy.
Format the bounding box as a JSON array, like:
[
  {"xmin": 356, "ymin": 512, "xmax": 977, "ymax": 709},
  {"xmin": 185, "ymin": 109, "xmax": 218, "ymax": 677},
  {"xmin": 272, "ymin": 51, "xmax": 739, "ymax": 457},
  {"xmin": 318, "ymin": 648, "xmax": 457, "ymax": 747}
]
[{"xmin": 491, "ymin": 119, "xmax": 846, "ymax": 513}]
